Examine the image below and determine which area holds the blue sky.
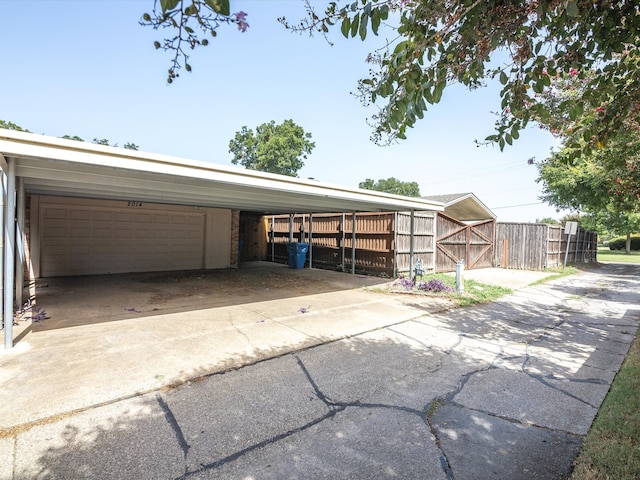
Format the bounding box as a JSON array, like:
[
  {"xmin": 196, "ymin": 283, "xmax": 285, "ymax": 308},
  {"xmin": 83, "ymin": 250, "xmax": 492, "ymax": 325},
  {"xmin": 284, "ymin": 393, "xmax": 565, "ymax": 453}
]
[{"xmin": 1, "ymin": 0, "xmax": 567, "ymax": 221}]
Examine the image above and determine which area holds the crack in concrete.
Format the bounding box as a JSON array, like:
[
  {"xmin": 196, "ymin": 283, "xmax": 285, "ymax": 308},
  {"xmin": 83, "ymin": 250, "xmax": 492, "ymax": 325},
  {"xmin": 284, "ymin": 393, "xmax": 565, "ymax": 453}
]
[
  {"xmin": 171, "ymin": 355, "xmax": 437, "ymax": 479},
  {"xmin": 229, "ymin": 319, "xmax": 254, "ymax": 349},
  {"xmin": 156, "ymin": 393, "xmax": 191, "ymax": 478}
]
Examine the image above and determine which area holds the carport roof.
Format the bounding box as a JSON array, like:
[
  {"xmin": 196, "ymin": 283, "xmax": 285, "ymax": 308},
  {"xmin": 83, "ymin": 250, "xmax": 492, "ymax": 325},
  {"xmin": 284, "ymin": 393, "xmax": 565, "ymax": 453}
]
[{"xmin": 0, "ymin": 129, "xmax": 444, "ymax": 214}]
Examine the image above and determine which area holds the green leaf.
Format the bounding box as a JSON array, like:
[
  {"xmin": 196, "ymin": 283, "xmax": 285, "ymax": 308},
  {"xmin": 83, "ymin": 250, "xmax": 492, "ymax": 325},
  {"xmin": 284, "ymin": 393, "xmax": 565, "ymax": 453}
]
[
  {"xmin": 371, "ymin": 10, "xmax": 381, "ymax": 35},
  {"xmin": 505, "ymin": 133, "xmax": 513, "ymax": 145},
  {"xmin": 359, "ymin": 11, "xmax": 368, "ymax": 40},
  {"xmin": 160, "ymin": 0, "xmax": 180, "ymax": 12},
  {"xmin": 566, "ymin": 1, "xmax": 578, "ymax": 17},
  {"xmin": 499, "ymin": 71, "xmax": 508, "ymax": 85},
  {"xmin": 341, "ymin": 17, "xmax": 351, "ymax": 38},
  {"xmin": 205, "ymin": 0, "xmax": 230, "ymax": 16},
  {"xmin": 350, "ymin": 13, "xmax": 360, "ymax": 38}
]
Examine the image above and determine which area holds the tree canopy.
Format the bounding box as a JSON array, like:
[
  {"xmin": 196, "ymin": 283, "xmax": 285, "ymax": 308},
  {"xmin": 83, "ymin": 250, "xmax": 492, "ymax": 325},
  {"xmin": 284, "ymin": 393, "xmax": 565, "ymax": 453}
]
[
  {"xmin": 0, "ymin": 122, "xmax": 139, "ymax": 150},
  {"xmin": 0, "ymin": 120, "xmax": 30, "ymax": 132},
  {"xmin": 228, "ymin": 119, "xmax": 315, "ymax": 177},
  {"xmin": 536, "ymin": 139, "xmax": 640, "ymax": 249},
  {"xmin": 359, "ymin": 177, "xmax": 420, "ymax": 196},
  {"xmin": 144, "ymin": 1, "xmax": 640, "ymax": 158}
]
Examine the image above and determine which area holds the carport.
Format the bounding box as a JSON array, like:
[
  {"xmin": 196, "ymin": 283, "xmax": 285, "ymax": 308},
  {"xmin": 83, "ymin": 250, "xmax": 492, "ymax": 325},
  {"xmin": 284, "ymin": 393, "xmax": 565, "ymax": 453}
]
[{"xmin": 0, "ymin": 128, "xmax": 444, "ymax": 348}]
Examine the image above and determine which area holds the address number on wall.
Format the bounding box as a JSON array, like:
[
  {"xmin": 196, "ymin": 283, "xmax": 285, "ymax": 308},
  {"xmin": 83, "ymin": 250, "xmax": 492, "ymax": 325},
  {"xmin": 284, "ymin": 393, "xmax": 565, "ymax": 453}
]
[{"xmin": 127, "ymin": 201, "xmax": 143, "ymax": 207}]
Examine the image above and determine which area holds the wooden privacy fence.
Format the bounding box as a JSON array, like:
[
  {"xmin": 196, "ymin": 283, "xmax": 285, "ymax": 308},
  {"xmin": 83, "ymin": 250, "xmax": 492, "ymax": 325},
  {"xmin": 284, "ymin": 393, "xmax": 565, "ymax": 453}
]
[
  {"xmin": 494, "ymin": 223, "xmax": 598, "ymax": 270},
  {"xmin": 266, "ymin": 212, "xmax": 435, "ymax": 276},
  {"xmin": 260, "ymin": 215, "xmax": 596, "ymax": 275},
  {"xmin": 435, "ymin": 214, "xmax": 495, "ymax": 272}
]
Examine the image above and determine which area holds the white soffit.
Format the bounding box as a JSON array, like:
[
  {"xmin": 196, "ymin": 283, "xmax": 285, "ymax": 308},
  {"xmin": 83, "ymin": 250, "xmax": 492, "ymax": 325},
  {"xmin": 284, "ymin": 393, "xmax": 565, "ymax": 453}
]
[{"xmin": 0, "ymin": 129, "xmax": 444, "ymax": 214}]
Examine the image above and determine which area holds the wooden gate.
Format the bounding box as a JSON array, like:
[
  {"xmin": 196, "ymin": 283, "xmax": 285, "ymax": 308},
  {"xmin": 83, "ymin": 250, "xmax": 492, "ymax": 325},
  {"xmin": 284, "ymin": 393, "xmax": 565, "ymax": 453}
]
[{"xmin": 436, "ymin": 214, "xmax": 495, "ymax": 272}]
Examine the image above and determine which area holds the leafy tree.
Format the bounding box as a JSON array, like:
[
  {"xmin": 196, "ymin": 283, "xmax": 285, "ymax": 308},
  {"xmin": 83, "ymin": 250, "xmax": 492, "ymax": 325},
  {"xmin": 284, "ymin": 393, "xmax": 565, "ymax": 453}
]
[
  {"xmin": 61, "ymin": 135, "xmax": 140, "ymax": 150},
  {"xmin": 0, "ymin": 120, "xmax": 30, "ymax": 132},
  {"xmin": 62, "ymin": 135, "xmax": 84, "ymax": 141},
  {"xmin": 359, "ymin": 177, "xmax": 420, "ymax": 196},
  {"xmin": 536, "ymin": 217, "xmax": 559, "ymax": 225},
  {"xmin": 536, "ymin": 147, "xmax": 640, "ymax": 254},
  {"xmin": 1, "ymin": 126, "xmax": 138, "ymax": 151},
  {"xmin": 228, "ymin": 119, "xmax": 315, "ymax": 177},
  {"xmin": 144, "ymin": 1, "xmax": 640, "ymax": 158}
]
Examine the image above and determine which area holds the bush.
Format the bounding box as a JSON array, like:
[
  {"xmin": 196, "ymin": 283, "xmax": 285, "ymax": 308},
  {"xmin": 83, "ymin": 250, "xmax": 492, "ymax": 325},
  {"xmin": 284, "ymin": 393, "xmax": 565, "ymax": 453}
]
[{"xmin": 609, "ymin": 235, "xmax": 640, "ymax": 251}]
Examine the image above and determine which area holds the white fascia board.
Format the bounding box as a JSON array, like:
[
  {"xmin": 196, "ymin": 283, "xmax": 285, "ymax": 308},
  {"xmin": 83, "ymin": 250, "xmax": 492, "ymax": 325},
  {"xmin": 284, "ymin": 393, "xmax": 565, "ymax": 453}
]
[{"xmin": 1, "ymin": 129, "xmax": 444, "ymax": 212}]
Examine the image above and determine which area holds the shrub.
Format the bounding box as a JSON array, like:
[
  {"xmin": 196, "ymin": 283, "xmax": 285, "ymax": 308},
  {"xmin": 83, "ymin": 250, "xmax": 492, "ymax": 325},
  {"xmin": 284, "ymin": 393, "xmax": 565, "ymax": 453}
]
[
  {"xmin": 393, "ymin": 277, "xmax": 416, "ymax": 290},
  {"xmin": 416, "ymin": 279, "xmax": 453, "ymax": 293},
  {"xmin": 609, "ymin": 235, "xmax": 640, "ymax": 251}
]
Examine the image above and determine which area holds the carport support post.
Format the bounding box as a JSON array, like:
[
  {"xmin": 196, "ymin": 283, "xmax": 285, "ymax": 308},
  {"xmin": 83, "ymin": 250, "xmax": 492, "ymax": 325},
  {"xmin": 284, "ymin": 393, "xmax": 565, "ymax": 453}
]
[
  {"xmin": 393, "ymin": 212, "xmax": 398, "ymax": 278},
  {"xmin": 308, "ymin": 213, "xmax": 313, "ymax": 269},
  {"xmin": 409, "ymin": 210, "xmax": 415, "ymax": 279},
  {"xmin": 288, "ymin": 214, "xmax": 294, "ymax": 243},
  {"xmin": 3, "ymin": 158, "xmax": 16, "ymax": 349},
  {"xmin": 0, "ymin": 157, "xmax": 5, "ymax": 329},
  {"xmin": 15, "ymin": 177, "xmax": 25, "ymax": 309},
  {"xmin": 270, "ymin": 216, "xmax": 275, "ymax": 262},
  {"xmin": 341, "ymin": 213, "xmax": 346, "ymax": 271},
  {"xmin": 351, "ymin": 212, "xmax": 356, "ymax": 275}
]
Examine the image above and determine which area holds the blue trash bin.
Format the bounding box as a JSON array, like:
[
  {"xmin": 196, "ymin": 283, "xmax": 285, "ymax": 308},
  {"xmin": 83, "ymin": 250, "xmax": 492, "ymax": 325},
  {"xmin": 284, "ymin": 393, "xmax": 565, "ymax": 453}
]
[{"xmin": 286, "ymin": 242, "xmax": 309, "ymax": 269}]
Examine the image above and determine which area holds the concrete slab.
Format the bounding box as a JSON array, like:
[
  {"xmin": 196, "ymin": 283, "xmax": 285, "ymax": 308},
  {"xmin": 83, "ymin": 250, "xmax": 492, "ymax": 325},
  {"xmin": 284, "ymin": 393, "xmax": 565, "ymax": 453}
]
[
  {"xmin": 432, "ymin": 404, "xmax": 582, "ymax": 480},
  {"xmin": 1, "ymin": 263, "xmax": 638, "ymax": 479},
  {"xmin": 196, "ymin": 406, "xmax": 447, "ymax": 480},
  {"xmin": 13, "ymin": 395, "xmax": 184, "ymax": 480},
  {"xmin": 451, "ymin": 368, "xmax": 599, "ymax": 435}
]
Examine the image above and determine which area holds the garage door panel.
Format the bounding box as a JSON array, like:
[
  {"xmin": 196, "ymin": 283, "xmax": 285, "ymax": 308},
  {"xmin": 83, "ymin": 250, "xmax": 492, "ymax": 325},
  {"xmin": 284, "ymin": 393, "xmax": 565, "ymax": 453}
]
[
  {"xmin": 70, "ymin": 210, "xmax": 90, "ymax": 220},
  {"xmin": 40, "ymin": 199, "xmax": 208, "ymax": 276},
  {"xmin": 44, "ymin": 207, "xmax": 66, "ymax": 219}
]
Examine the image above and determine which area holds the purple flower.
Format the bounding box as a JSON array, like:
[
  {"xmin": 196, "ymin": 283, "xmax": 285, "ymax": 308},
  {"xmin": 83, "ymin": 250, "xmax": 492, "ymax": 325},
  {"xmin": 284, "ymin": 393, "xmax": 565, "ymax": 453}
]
[
  {"xmin": 298, "ymin": 307, "xmax": 309, "ymax": 314},
  {"xmin": 234, "ymin": 11, "xmax": 249, "ymax": 32}
]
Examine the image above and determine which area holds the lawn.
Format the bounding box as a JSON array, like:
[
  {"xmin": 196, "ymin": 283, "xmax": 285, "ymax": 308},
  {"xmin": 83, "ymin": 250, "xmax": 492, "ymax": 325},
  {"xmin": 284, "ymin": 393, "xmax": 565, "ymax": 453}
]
[
  {"xmin": 597, "ymin": 247, "xmax": 640, "ymax": 264},
  {"xmin": 569, "ymin": 249, "xmax": 640, "ymax": 479},
  {"xmin": 570, "ymin": 334, "xmax": 640, "ymax": 480}
]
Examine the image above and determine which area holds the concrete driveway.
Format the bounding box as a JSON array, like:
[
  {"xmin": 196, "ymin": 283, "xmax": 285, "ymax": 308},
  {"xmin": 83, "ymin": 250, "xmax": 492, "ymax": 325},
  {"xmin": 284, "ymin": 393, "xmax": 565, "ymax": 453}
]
[{"xmin": 1, "ymin": 262, "xmax": 638, "ymax": 479}]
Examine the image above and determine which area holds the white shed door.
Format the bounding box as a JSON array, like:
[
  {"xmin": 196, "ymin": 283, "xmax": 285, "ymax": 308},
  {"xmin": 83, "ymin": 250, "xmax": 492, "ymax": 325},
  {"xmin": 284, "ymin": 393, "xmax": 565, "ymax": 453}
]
[{"xmin": 40, "ymin": 200, "xmax": 206, "ymax": 277}]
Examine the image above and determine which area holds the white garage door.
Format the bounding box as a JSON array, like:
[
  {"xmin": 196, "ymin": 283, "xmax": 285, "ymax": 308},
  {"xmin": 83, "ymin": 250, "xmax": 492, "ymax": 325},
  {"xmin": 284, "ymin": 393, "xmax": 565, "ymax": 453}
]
[{"xmin": 39, "ymin": 199, "xmax": 206, "ymax": 277}]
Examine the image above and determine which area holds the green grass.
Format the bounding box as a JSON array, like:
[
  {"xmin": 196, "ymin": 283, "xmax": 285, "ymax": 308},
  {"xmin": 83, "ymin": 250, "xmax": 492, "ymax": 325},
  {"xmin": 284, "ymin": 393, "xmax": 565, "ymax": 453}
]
[
  {"xmin": 597, "ymin": 247, "xmax": 640, "ymax": 264},
  {"xmin": 454, "ymin": 278, "xmax": 512, "ymax": 306},
  {"xmin": 570, "ymin": 334, "xmax": 640, "ymax": 480},
  {"xmin": 529, "ymin": 265, "xmax": 581, "ymax": 285},
  {"xmin": 391, "ymin": 273, "xmax": 513, "ymax": 307}
]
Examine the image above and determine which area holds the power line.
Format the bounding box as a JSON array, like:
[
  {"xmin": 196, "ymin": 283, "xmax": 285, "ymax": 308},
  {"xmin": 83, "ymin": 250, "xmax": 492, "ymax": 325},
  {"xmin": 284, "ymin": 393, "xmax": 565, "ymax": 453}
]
[
  {"xmin": 421, "ymin": 163, "xmax": 531, "ymax": 186},
  {"xmin": 490, "ymin": 202, "xmax": 545, "ymax": 209}
]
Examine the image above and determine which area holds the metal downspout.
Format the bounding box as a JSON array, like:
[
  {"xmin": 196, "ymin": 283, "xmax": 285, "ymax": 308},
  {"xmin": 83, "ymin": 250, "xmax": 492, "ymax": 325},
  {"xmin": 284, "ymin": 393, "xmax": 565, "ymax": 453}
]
[{"xmin": 4, "ymin": 158, "xmax": 16, "ymax": 349}]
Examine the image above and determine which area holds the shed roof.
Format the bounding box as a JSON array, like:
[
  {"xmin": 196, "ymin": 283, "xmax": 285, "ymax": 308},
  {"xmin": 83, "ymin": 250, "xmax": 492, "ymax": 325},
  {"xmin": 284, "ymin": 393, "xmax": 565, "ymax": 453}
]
[
  {"xmin": 421, "ymin": 192, "xmax": 496, "ymax": 221},
  {"xmin": 0, "ymin": 129, "xmax": 444, "ymax": 214}
]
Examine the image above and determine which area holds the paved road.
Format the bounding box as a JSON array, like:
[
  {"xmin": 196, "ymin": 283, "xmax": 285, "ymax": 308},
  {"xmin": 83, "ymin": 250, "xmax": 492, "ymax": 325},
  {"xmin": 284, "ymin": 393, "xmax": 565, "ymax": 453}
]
[{"xmin": 2, "ymin": 263, "xmax": 639, "ymax": 479}]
